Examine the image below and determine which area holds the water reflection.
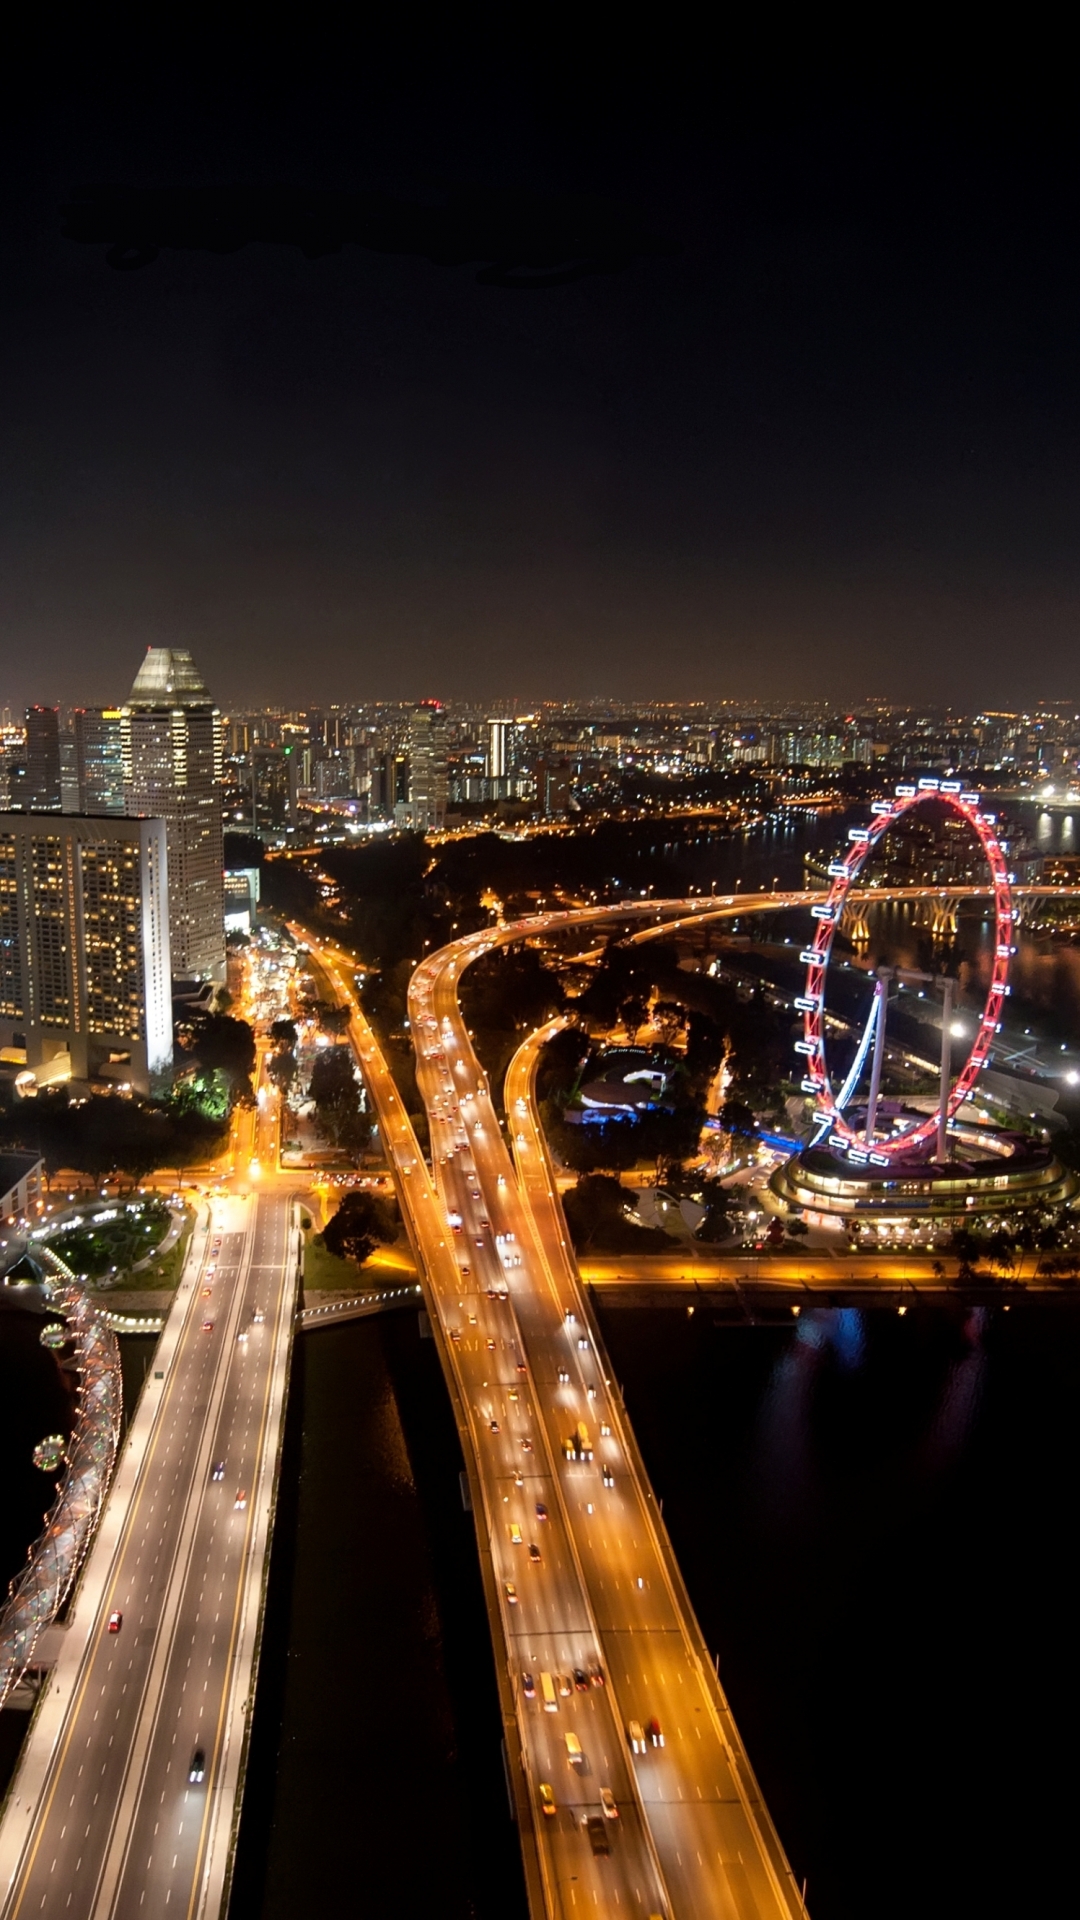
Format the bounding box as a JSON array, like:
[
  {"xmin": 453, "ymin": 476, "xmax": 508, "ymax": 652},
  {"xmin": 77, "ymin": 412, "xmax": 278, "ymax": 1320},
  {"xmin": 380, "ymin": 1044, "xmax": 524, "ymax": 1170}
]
[{"xmin": 920, "ymin": 1306, "xmax": 986, "ymax": 1475}]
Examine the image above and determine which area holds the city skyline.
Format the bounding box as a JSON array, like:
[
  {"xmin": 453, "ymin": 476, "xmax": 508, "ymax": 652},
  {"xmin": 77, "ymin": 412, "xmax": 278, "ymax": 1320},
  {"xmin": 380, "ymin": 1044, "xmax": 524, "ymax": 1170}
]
[{"xmin": 4, "ymin": 31, "xmax": 1079, "ymax": 712}]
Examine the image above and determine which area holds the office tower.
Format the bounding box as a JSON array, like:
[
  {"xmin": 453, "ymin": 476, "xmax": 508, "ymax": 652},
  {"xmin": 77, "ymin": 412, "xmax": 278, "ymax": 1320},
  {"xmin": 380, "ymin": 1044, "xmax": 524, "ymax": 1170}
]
[
  {"xmin": 541, "ymin": 760, "xmax": 572, "ymax": 817},
  {"xmin": 74, "ymin": 707, "xmax": 125, "ymax": 814},
  {"xmin": 0, "ymin": 813, "xmax": 172, "ymax": 1090},
  {"xmin": 408, "ymin": 700, "xmax": 448, "ymax": 830},
  {"xmin": 122, "ymin": 648, "xmax": 225, "ymax": 982},
  {"xmin": 486, "ymin": 717, "xmax": 513, "ymax": 782},
  {"xmin": 23, "ymin": 707, "xmax": 62, "ymax": 811}
]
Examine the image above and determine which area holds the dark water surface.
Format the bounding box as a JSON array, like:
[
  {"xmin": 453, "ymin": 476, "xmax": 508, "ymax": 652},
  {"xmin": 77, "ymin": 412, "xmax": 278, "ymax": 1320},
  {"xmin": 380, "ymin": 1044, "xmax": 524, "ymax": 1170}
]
[
  {"xmin": 229, "ymin": 1312, "xmax": 526, "ymax": 1920},
  {"xmin": 596, "ymin": 1299, "xmax": 1080, "ymax": 1919}
]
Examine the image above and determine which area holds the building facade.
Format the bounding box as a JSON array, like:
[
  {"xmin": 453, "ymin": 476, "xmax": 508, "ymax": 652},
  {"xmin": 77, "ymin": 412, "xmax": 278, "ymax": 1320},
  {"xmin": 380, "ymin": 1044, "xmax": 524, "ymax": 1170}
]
[
  {"xmin": 74, "ymin": 707, "xmax": 126, "ymax": 814},
  {"xmin": 122, "ymin": 648, "xmax": 225, "ymax": 981},
  {"xmin": 408, "ymin": 700, "xmax": 448, "ymax": 829},
  {"xmin": 0, "ymin": 813, "xmax": 172, "ymax": 1091}
]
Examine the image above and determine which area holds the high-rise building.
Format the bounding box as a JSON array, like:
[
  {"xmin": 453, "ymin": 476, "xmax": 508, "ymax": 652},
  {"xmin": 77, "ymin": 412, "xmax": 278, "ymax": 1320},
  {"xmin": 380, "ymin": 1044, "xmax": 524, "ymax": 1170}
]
[
  {"xmin": 486, "ymin": 717, "xmax": 513, "ymax": 782},
  {"xmin": 408, "ymin": 700, "xmax": 448, "ymax": 830},
  {"xmin": 122, "ymin": 648, "xmax": 225, "ymax": 982},
  {"xmin": 0, "ymin": 812, "xmax": 172, "ymax": 1090},
  {"xmin": 74, "ymin": 707, "xmax": 125, "ymax": 814},
  {"xmin": 22, "ymin": 707, "xmax": 62, "ymax": 811}
]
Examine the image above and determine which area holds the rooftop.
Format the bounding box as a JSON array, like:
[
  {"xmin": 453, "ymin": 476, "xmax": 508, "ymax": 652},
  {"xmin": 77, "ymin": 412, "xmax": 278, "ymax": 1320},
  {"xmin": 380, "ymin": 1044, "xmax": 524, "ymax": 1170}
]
[{"xmin": 127, "ymin": 647, "xmax": 212, "ymax": 706}]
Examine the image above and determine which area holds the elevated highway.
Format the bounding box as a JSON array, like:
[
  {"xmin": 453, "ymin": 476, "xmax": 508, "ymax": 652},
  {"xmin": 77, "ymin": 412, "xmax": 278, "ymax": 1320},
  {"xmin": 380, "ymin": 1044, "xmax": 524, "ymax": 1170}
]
[{"xmin": 0, "ymin": 1192, "xmax": 298, "ymax": 1920}]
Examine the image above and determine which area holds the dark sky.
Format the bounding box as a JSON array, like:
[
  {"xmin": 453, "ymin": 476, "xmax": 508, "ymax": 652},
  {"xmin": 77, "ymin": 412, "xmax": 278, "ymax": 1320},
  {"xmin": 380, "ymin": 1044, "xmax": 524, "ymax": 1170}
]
[{"xmin": 2, "ymin": 23, "xmax": 1078, "ymax": 711}]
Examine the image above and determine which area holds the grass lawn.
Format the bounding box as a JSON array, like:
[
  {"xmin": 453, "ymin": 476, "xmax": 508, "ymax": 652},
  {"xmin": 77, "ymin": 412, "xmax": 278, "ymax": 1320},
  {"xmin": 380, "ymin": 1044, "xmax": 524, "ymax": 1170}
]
[
  {"xmin": 300, "ymin": 1230, "xmax": 373, "ymax": 1293},
  {"xmin": 51, "ymin": 1200, "xmax": 175, "ymax": 1286}
]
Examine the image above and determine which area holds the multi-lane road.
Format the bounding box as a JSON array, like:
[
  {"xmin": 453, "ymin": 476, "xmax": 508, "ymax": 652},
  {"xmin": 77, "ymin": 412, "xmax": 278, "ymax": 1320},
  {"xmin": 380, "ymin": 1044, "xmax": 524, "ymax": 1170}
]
[
  {"xmin": 0, "ymin": 1191, "xmax": 297, "ymax": 1920},
  {"xmin": 305, "ymin": 905, "xmax": 808, "ymax": 1919}
]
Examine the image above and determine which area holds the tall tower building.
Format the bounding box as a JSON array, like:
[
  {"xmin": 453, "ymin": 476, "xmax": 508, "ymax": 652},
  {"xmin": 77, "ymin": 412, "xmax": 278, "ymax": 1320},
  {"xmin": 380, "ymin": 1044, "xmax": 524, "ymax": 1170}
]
[
  {"xmin": 74, "ymin": 707, "xmax": 125, "ymax": 814},
  {"xmin": 486, "ymin": 717, "xmax": 513, "ymax": 783},
  {"xmin": 0, "ymin": 813, "xmax": 172, "ymax": 1090},
  {"xmin": 407, "ymin": 700, "xmax": 448, "ymax": 830},
  {"xmin": 122, "ymin": 648, "xmax": 225, "ymax": 982},
  {"xmin": 23, "ymin": 707, "xmax": 62, "ymax": 811}
]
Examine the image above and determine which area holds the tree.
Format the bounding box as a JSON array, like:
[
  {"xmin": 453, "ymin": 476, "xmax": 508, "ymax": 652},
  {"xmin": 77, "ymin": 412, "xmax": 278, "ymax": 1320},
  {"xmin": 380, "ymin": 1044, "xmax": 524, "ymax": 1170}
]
[
  {"xmin": 562, "ymin": 1174, "xmax": 673, "ymax": 1254},
  {"xmin": 311, "ymin": 1001, "xmax": 351, "ymax": 1037},
  {"xmin": 308, "ymin": 1045, "xmax": 373, "ymax": 1162},
  {"xmin": 718, "ymin": 1098, "xmax": 756, "ymax": 1139},
  {"xmin": 321, "ymin": 1190, "xmax": 398, "ymax": 1266},
  {"xmin": 179, "ymin": 1013, "xmax": 257, "ymax": 1106}
]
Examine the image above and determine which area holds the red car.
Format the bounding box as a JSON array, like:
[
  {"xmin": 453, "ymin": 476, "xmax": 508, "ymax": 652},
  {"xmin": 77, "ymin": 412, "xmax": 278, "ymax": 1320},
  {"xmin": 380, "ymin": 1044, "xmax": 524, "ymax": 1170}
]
[
  {"xmin": 202, "ymin": 1320, "xmax": 214, "ymax": 1332},
  {"xmin": 107, "ymin": 1610, "xmax": 122, "ymax": 1633}
]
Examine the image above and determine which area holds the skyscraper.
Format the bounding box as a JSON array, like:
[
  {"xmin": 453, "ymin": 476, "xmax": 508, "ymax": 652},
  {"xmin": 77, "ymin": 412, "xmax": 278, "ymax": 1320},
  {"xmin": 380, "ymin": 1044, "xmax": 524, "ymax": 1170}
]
[
  {"xmin": 22, "ymin": 707, "xmax": 62, "ymax": 811},
  {"xmin": 407, "ymin": 700, "xmax": 447, "ymax": 830},
  {"xmin": 0, "ymin": 813, "xmax": 172, "ymax": 1090},
  {"xmin": 486, "ymin": 716, "xmax": 512, "ymax": 783},
  {"xmin": 122, "ymin": 648, "xmax": 225, "ymax": 982},
  {"xmin": 73, "ymin": 707, "xmax": 125, "ymax": 814}
]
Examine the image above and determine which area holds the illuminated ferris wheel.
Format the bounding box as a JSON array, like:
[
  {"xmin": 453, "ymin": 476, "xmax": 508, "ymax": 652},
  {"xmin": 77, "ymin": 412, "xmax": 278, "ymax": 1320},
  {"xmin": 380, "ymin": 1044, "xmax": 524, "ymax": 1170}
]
[{"xmin": 795, "ymin": 781, "xmax": 1015, "ymax": 1163}]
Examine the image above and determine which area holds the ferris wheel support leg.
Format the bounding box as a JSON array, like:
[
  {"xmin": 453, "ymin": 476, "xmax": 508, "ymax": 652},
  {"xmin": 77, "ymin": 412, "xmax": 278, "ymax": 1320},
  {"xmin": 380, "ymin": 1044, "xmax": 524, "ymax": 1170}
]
[
  {"xmin": 864, "ymin": 972, "xmax": 890, "ymax": 1143},
  {"xmin": 936, "ymin": 976, "xmax": 954, "ymax": 1163}
]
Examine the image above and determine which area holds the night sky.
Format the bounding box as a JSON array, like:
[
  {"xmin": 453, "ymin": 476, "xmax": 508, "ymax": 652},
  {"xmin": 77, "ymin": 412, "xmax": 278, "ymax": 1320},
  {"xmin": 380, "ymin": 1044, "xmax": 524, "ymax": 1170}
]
[{"xmin": 2, "ymin": 24, "xmax": 1077, "ymax": 710}]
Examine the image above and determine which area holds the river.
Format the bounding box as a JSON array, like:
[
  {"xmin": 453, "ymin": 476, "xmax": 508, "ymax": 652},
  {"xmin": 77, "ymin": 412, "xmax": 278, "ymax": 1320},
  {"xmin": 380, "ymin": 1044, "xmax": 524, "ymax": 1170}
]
[{"xmin": 596, "ymin": 1296, "xmax": 1080, "ymax": 1918}]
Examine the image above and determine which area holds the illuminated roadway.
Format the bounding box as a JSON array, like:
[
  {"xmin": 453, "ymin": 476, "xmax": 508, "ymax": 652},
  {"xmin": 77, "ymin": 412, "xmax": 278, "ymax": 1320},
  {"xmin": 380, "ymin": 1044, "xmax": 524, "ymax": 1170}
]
[
  {"xmin": 298, "ymin": 882, "xmax": 1080, "ymax": 1916},
  {"xmin": 0, "ymin": 1190, "xmax": 297, "ymax": 1920}
]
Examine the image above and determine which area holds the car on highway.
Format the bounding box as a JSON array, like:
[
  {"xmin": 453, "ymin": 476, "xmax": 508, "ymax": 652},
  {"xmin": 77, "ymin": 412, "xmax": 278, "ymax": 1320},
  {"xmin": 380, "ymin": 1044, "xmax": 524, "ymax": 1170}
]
[
  {"xmin": 449, "ymin": 1327, "xmax": 461, "ymax": 1342},
  {"xmin": 486, "ymin": 1337, "xmax": 496, "ymax": 1350},
  {"xmin": 565, "ymin": 1731, "xmax": 583, "ymax": 1767},
  {"xmin": 509, "ymin": 1523, "xmax": 522, "ymax": 1545},
  {"xmin": 590, "ymin": 1664, "xmax": 605, "ymax": 1688},
  {"xmin": 600, "ymin": 1787, "xmax": 619, "ymax": 1821},
  {"xmin": 583, "ymin": 1814, "xmax": 610, "ymax": 1855},
  {"xmin": 211, "ymin": 1461, "xmax": 225, "ymax": 1481},
  {"xmin": 202, "ymin": 1286, "xmax": 212, "ymax": 1298},
  {"xmin": 234, "ymin": 1489, "xmax": 248, "ymax": 1509},
  {"xmin": 539, "ymin": 1782, "xmax": 556, "ymax": 1817},
  {"xmin": 237, "ymin": 1328, "xmax": 248, "ymax": 1342},
  {"xmin": 528, "ymin": 1542, "xmax": 542, "ymax": 1564},
  {"xmin": 577, "ymin": 1335, "xmax": 589, "ymax": 1350},
  {"xmin": 489, "ymin": 1419, "xmax": 500, "ymax": 1435},
  {"xmin": 107, "ymin": 1610, "xmax": 123, "ymax": 1633},
  {"xmin": 521, "ymin": 1437, "xmax": 533, "ymax": 1452},
  {"xmin": 602, "ymin": 1464, "xmax": 615, "ymax": 1487},
  {"xmin": 188, "ymin": 1748, "xmax": 206, "ymax": 1784},
  {"xmin": 646, "ymin": 1717, "xmax": 664, "ymax": 1747},
  {"xmin": 535, "ymin": 1501, "xmax": 548, "ymax": 1521},
  {"xmin": 522, "ymin": 1672, "xmax": 536, "ymax": 1698},
  {"xmin": 573, "ymin": 1669, "xmax": 589, "ymax": 1692},
  {"xmin": 504, "ymin": 1581, "xmax": 518, "ymax": 1605},
  {"xmin": 202, "ymin": 1320, "xmax": 214, "ymax": 1332},
  {"xmin": 627, "ymin": 1720, "xmax": 646, "ymax": 1753},
  {"xmin": 252, "ymin": 1307, "xmax": 265, "ymax": 1323},
  {"xmin": 557, "ymin": 1366, "xmax": 569, "ymax": 1383}
]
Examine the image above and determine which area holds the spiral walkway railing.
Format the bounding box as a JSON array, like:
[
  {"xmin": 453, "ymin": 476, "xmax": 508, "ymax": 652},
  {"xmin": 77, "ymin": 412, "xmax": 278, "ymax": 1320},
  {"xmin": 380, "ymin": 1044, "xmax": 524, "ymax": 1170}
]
[{"xmin": 0, "ymin": 1249, "xmax": 123, "ymax": 1711}]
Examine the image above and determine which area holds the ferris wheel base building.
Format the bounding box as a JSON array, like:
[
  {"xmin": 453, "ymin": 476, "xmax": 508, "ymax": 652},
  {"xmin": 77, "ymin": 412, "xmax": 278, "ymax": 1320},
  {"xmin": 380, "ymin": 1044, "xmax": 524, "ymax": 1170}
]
[{"xmin": 770, "ymin": 1131, "xmax": 1079, "ymax": 1227}]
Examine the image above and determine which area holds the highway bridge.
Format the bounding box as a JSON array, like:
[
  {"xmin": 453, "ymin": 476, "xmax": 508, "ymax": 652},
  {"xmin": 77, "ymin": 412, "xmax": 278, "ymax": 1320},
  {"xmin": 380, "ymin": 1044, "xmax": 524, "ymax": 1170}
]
[
  {"xmin": 0, "ymin": 1191, "xmax": 298, "ymax": 1920},
  {"xmin": 308, "ymin": 878, "xmax": 1080, "ymax": 1914},
  {"xmin": 305, "ymin": 899, "xmax": 812, "ymax": 1919}
]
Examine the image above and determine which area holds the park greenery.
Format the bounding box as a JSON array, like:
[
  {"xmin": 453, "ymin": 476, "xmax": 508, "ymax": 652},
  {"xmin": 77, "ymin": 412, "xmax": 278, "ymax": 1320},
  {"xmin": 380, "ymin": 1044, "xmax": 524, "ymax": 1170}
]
[
  {"xmin": 320, "ymin": 1189, "xmax": 399, "ymax": 1266},
  {"xmin": 0, "ymin": 1086, "xmax": 230, "ymax": 1187},
  {"xmin": 562, "ymin": 1174, "xmax": 673, "ymax": 1255},
  {"xmin": 48, "ymin": 1199, "xmax": 172, "ymax": 1282},
  {"xmin": 307, "ymin": 1044, "xmax": 373, "ymax": 1162}
]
